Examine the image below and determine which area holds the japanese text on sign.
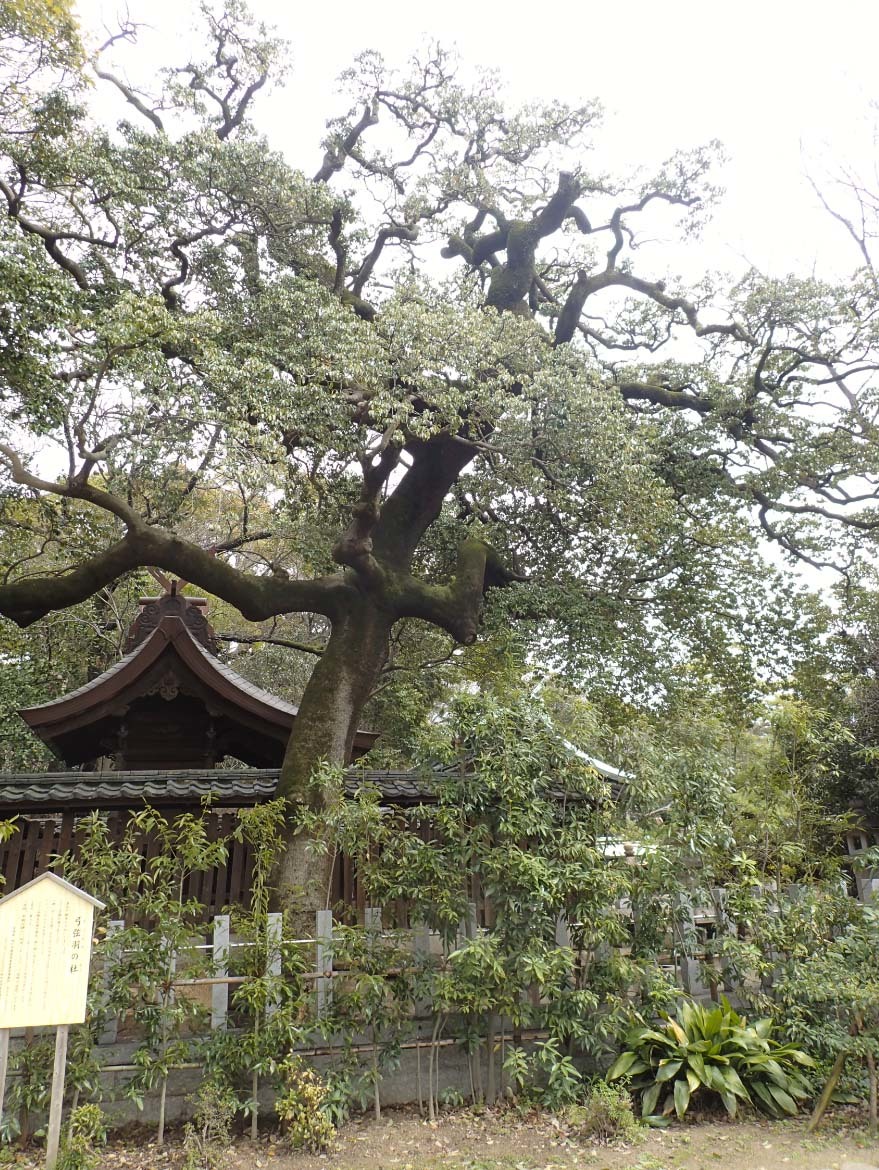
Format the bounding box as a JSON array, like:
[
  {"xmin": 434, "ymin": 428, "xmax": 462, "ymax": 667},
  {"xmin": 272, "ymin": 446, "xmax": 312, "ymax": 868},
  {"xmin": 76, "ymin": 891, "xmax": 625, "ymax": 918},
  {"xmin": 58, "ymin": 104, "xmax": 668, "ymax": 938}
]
[{"xmin": 0, "ymin": 874, "xmax": 102, "ymax": 1029}]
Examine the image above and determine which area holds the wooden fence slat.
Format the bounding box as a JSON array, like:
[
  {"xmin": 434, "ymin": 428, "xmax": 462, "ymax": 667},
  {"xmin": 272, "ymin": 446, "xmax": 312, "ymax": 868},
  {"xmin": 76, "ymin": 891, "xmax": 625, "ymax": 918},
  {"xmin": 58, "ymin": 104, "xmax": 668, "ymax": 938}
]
[
  {"xmin": 19, "ymin": 819, "xmax": 39, "ymax": 887},
  {"xmin": 228, "ymin": 836, "xmax": 247, "ymax": 907},
  {"xmin": 36, "ymin": 815, "xmax": 57, "ymax": 878},
  {"xmin": 0, "ymin": 817, "xmax": 23, "ymax": 891},
  {"xmin": 56, "ymin": 812, "xmax": 76, "ymax": 866}
]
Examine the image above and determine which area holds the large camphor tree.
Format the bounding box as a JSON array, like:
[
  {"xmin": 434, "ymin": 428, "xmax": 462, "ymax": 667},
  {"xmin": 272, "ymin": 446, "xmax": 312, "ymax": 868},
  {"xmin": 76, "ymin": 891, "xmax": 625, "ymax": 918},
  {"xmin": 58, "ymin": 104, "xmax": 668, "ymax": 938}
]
[{"xmin": 2, "ymin": 1, "xmax": 879, "ymax": 911}]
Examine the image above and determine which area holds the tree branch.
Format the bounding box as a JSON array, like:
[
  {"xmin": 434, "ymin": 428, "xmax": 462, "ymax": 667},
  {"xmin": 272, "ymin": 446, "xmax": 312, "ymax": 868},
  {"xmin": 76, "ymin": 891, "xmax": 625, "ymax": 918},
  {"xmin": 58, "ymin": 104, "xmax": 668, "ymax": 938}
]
[
  {"xmin": 0, "ymin": 442, "xmax": 144, "ymax": 529},
  {"xmin": 394, "ymin": 538, "xmax": 526, "ymax": 644},
  {"xmin": 618, "ymin": 381, "xmax": 713, "ymax": 414},
  {"xmin": 313, "ymin": 100, "xmax": 379, "ymax": 184},
  {"xmin": 94, "ymin": 66, "xmax": 165, "ymax": 131},
  {"xmin": 217, "ymin": 631, "xmax": 325, "ymax": 656},
  {"xmin": 0, "ymin": 525, "xmax": 352, "ymax": 628}
]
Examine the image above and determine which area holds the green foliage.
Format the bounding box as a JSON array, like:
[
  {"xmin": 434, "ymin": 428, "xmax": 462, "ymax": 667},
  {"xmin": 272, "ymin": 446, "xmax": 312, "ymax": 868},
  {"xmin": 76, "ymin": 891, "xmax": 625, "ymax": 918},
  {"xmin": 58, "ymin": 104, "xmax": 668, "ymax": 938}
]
[
  {"xmin": 0, "ymin": 1037, "xmax": 52, "ymax": 1143},
  {"xmin": 317, "ymin": 923, "xmax": 421, "ymax": 1113},
  {"xmin": 57, "ymin": 1104, "xmax": 106, "ymax": 1170},
  {"xmin": 0, "ymin": 689, "xmax": 871, "ymax": 1141},
  {"xmin": 0, "ymin": 817, "xmax": 16, "ymax": 888},
  {"xmin": 274, "ymin": 1057, "xmax": 336, "ymax": 1153},
  {"xmin": 609, "ymin": 997, "xmax": 814, "ymax": 1122},
  {"xmin": 182, "ymin": 1081, "xmax": 237, "ymax": 1170},
  {"xmin": 567, "ymin": 1080, "xmax": 644, "ymax": 1145},
  {"xmin": 774, "ymin": 901, "xmax": 879, "ymax": 1119},
  {"xmin": 59, "ymin": 805, "xmax": 227, "ymax": 1125}
]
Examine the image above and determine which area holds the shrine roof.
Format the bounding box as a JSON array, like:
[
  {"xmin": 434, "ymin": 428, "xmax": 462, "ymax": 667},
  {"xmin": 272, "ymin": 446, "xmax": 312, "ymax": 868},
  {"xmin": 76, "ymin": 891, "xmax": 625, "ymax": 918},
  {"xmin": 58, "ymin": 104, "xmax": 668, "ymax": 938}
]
[
  {"xmin": 20, "ymin": 627, "xmax": 302, "ymax": 720},
  {"xmin": 17, "ymin": 610, "xmax": 377, "ymax": 763}
]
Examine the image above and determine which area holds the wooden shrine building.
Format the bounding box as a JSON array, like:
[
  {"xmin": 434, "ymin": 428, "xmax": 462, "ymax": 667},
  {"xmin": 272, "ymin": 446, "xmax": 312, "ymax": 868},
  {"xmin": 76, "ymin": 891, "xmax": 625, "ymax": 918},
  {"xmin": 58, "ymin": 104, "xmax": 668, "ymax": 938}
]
[{"xmin": 0, "ymin": 587, "xmax": 430, "ymax": 915}]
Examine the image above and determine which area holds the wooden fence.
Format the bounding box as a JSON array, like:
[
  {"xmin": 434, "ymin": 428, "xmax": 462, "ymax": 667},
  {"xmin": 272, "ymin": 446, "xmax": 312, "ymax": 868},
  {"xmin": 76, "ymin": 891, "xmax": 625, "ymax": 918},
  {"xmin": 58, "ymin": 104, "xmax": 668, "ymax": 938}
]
[{"xmin": 0, "ymin": 811, "xmax": 378, "ymax": 920}]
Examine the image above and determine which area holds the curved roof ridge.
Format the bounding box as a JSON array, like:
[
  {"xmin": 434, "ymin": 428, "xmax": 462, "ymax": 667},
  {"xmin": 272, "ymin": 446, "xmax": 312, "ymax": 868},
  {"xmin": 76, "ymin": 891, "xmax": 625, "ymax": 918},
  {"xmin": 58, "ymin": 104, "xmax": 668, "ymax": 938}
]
[
  {"xmin": 182, "ymin": 631, "xmax": 300, "ymax": 716},
  {"xmin": 17, "ymin": 616, "xmax": 302, "ymax": 724},
  {"xmin": 20, "ymin": 636, "xmax": 146, "ymax": 713}
]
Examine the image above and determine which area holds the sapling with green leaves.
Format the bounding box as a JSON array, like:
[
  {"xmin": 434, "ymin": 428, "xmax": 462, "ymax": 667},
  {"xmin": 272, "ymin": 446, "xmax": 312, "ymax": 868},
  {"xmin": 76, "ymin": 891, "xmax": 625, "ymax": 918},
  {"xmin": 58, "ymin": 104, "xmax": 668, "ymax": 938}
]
[
  {"xmin": 329, "ymin": 693, "xmax": 671, "ymax": 1112},
  {"xmin": 60, "ymin": 804, "xmax": 231, "ymax": 1144},
  {"xmin": 776, "ymin": 899, "xmax": 879, "ymax": 1136}
]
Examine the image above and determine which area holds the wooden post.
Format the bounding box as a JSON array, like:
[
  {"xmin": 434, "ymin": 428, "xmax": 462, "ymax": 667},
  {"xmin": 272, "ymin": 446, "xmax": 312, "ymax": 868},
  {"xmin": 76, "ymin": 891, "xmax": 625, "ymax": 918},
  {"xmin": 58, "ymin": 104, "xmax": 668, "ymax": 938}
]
[
  {"xmin": 0, "ymin": 1027, "xmax": 9, "ymax": 1134},
  {"xmin": 315, "ymin": 910, "xmax": 333, "ymax": 1018},
  {"xmin": 45, "ymin": 1024, "xmax": 69, "ymax": 1170},
  {"xmin": 211, "ymin": 915, "xmax": 230, "ymax": 1031}
]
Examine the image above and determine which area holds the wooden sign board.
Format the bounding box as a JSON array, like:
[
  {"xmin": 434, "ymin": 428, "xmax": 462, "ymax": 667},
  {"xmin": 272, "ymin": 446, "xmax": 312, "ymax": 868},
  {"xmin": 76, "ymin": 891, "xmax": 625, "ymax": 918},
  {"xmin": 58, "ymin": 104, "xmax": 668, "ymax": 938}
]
[{"xmin": 0, "ymin": 872, "xmax": 104, "ymax": 1029}]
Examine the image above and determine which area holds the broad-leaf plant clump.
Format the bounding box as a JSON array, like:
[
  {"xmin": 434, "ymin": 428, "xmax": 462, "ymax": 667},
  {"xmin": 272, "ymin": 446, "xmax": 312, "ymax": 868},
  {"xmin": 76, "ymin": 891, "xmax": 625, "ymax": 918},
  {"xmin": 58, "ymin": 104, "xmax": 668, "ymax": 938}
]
[{"xmin": 609, "ymin": 997, "xmax": 813, "ymax": 1124}]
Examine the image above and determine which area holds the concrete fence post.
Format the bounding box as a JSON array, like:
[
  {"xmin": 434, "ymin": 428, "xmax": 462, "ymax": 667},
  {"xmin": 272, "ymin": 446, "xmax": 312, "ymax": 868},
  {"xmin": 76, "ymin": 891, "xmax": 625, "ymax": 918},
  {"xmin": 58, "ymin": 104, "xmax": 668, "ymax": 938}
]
[
  {"xmin": 265, "ymin": 912, "xmax": 283, "ymax": 1018},
  {"xmin": 211, "ymin": 914, "xmax": 230, "ymax": 1031},
  {"xmin": 315, "ymin": 909, "xmax": 333, "ymax": 1018},
  {"xmin": 98, "ymin": 919, "xmax": 125, "ymax": 1045},
  {"xmin": 364, "ymin": 906, "xmax": 382, "ymax": 937}
]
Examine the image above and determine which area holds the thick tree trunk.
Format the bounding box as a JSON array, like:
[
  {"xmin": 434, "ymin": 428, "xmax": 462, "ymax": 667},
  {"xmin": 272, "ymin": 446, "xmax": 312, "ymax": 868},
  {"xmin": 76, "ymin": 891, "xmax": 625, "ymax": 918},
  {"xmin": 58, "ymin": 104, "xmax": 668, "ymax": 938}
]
[{"xmin": 271, "ymin": 596, "xmax": 391, "ymax": 921}]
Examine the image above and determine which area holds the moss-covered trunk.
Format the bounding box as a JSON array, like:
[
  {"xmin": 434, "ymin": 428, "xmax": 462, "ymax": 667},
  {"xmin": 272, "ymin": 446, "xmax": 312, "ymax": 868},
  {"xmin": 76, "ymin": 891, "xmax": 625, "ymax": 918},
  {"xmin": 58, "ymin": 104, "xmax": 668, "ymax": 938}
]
[{"xmin": 271, "ymin": 596, "xmax": 391, "ymax": 922}]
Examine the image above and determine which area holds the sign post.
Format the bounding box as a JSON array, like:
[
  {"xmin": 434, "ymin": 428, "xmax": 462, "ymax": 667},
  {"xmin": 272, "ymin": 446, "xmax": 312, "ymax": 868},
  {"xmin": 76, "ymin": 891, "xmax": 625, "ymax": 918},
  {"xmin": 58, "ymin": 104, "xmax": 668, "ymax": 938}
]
[
  {"xmin": 0, "ymin": 1027, "xmax": 8, "ymax": 1131},
  {"xmin": 0, "ymin": 872, "xmax": 104, "ymax": 1168}
]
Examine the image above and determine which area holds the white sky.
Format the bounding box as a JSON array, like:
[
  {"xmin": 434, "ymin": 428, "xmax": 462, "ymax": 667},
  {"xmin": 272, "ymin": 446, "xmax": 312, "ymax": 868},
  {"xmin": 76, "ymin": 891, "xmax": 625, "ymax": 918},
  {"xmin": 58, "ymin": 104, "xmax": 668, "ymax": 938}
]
[{"xmin": 75, "ymin": 0, "xmax": 879, "ymax": 283}]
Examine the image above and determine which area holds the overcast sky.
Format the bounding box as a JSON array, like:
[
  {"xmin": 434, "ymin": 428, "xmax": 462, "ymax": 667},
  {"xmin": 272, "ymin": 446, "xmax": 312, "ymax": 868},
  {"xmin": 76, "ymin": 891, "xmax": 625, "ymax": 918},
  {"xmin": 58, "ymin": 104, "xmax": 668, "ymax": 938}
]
[{"xmin": 75, "ymin": 0, "xmax": 879, "ymax": 284}]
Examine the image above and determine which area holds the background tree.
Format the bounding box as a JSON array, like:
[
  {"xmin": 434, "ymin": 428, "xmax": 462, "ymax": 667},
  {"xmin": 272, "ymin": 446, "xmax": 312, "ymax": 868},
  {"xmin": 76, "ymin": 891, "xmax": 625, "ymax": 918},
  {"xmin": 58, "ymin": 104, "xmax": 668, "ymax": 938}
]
[{"xmin": 2, "ymin": 2, "xmax": 879, "ymax": 913}]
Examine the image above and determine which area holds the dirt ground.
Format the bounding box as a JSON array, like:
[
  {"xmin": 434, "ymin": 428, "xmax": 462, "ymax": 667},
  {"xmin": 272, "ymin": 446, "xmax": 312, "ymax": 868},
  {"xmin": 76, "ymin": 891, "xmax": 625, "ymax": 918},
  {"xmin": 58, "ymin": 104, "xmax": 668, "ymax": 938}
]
[{"xmin": 3, "ymin": 1107, "xmax": 879, "ymax": 1170}]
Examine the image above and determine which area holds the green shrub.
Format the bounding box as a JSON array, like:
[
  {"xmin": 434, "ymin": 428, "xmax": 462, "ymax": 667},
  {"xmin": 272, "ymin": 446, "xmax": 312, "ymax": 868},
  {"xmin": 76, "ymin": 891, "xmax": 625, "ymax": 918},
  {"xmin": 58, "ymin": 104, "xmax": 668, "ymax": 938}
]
[
  {"xmin": 182, "ymin": 1080, "xmax": 237, "ymax": 1170},
  {"xmin": 608, "ymin": 996, "xmax": 814, "ymax": 1122},
  {"xmin": 502, "ymin": 1037, "xmax": 583, "ymax": 1109},
  {"xmin": 274, "ymin": 1057, "xmax": 336, "ymax": 1153},
  {"xmin": 568, "ymin": 1080, "xmax": 643, "ymax": 1144},
  {"xmin": 57, "ymin": 1104, "xmax": 106, "ymax": 1170}
]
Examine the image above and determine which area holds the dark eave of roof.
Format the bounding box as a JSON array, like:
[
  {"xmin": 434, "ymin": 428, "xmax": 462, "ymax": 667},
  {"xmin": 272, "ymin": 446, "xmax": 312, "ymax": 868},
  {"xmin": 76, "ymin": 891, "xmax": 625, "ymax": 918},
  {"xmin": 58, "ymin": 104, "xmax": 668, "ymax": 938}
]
[{"xmin": 0, "ymin": 768, "xmax": 434, "ymax": 811}]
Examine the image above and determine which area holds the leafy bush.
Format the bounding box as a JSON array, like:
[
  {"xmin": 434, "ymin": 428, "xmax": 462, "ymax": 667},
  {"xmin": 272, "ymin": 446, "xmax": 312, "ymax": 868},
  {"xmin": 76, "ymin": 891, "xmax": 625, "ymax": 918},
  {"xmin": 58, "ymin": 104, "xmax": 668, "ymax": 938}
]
[
  {"xmin": 1, "ymin": 1037, "xmax": 53, "ymax": 1142},
  {"xmin": 274, "ymin": 1057, "xmax": 336, "ymax": 1152},
  {"xmin": 568, "ymin": 1080, "xmax": 643, "ymax": 1144},
  {"xmin": 774, "ymin": 900, "xmax": 879, "ymax": 1134},
  {"xmin": 182, "ymin": 1080, "xmax": 237, "ymax": 1170},
  {"xmin": 502, "ymin": 1036, "xmax": 583, "ymax": 1109},
  {"xmin": 57, "ymin": 1104, "xmax": 106, "ymax": 1170},
  {"xmin": 608, "ymin": 997, "xmax": 814, "ymax": 1121}
]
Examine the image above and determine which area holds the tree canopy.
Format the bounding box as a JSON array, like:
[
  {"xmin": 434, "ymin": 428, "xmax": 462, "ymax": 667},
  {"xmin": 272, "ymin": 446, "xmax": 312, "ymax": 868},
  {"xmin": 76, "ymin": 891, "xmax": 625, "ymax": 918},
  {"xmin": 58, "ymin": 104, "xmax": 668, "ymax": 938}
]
[{"xmin": 2, "ymin": 1, "xmax": 879, "ymax": 908}]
